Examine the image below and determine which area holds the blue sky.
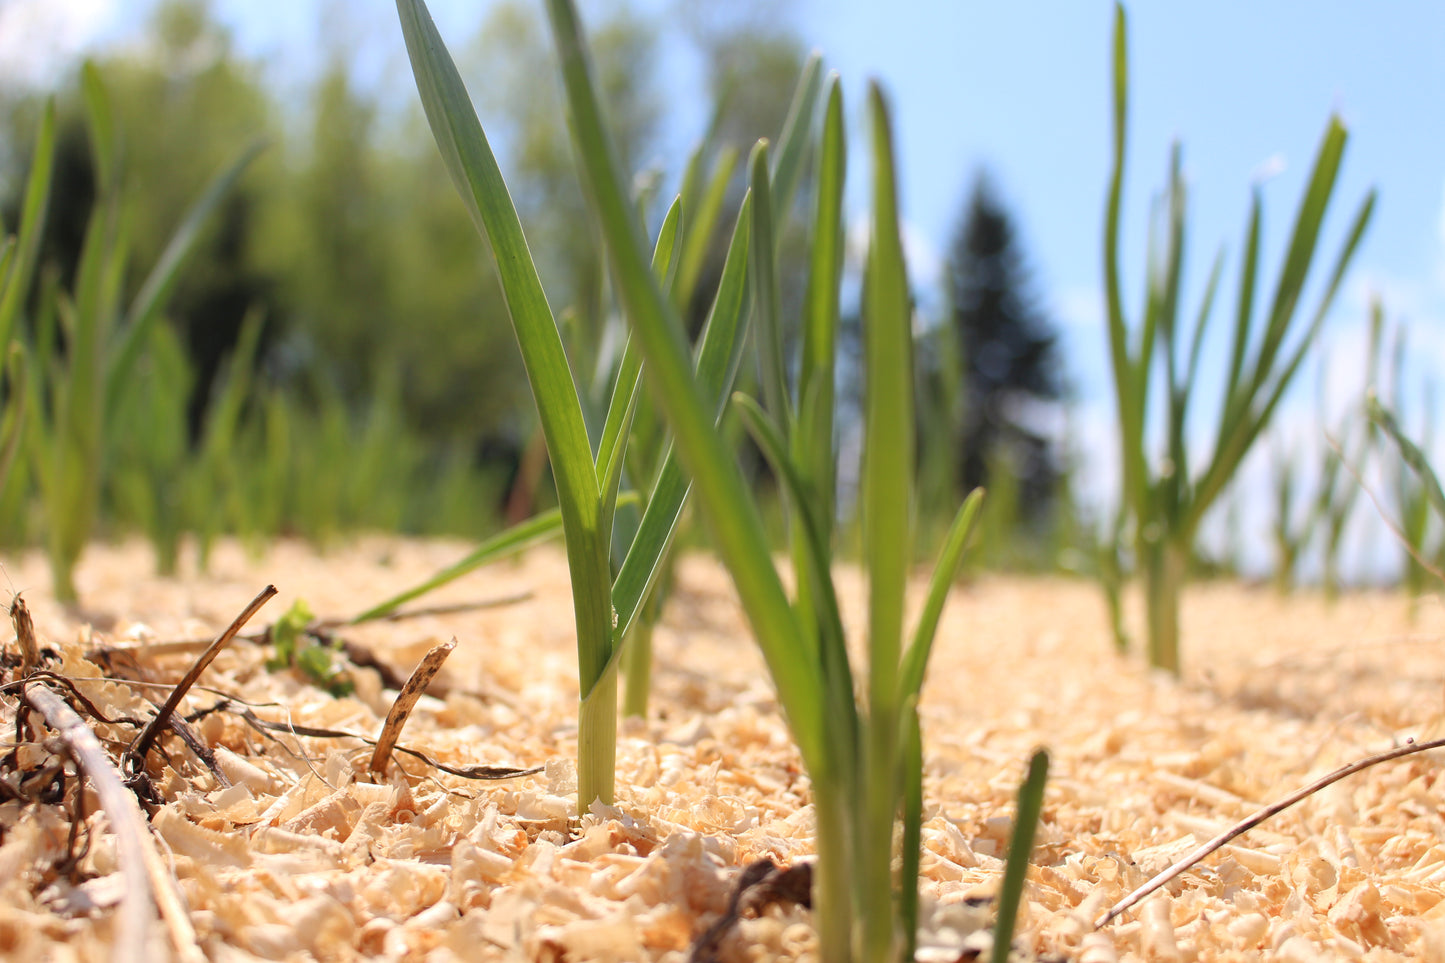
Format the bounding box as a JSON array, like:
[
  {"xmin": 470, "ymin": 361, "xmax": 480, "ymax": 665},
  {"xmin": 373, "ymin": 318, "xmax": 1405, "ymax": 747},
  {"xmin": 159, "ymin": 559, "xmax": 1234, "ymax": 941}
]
[{"xmin": 3, "ymin": 0, "xmax": 1442, "ymax": 578}]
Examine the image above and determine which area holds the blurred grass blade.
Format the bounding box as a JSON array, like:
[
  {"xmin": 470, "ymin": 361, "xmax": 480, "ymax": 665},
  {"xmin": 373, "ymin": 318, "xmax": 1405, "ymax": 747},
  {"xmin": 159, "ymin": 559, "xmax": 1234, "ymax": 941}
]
[
  {"xmin": 749, "ymin": 141, "xmax": 790, "ymax": 422},
  {"xmin": 1252, "ymin": 118, "xmax": 1348, "ymax": 380},
  {"xmin": 1370, "ymin": 397, "xmax": 1445, "ymax": 521},
  {"xmin": 991, "ymin": 749, "xmax": 1050, "ymax": 963},
  {"xmin": 1219, "ymin": 193, "xmax": 1262, "ymax": 431},
  {"xmin": 1103, "ymin": 2, "xmax": 1146, "ymax": 519},
  {"xmin": 798, "ymin": 76, "xmax": 845, "ymax": 524},
  {"xmin": 860, "ymin": 81, "xmax": 913, "ymax": 962},
  {"xmin": 1180, "ymin": 247, "xmax": 1224, "ymax": 409},
  {"xmin": 81, "ymin": 63, "xmax": 118, "ymax": 196},
  {"xmin": 0, "ymin": 346, "xmax": 27, "ymax": 490},
  {"xmin": 0, "ymin": 100, "xmax": 56, "ymax": 353},
  {"xmin": 675, "ymin": 145, "xmax": 737, "ymax": 310},
  {"xmin": 768, "ymin": 51, "xmax": 823, "ymax": 232},
  {"xmin": 106, "ymin": 138, "xmax": 267, "ymax": 413},
  {"xmin": 900, "ymin": 488, "xmax": 985, "ymax": 700},
  {"xmin": 352, "ymin": 508, "xmax": 566, "ymax": 623}
]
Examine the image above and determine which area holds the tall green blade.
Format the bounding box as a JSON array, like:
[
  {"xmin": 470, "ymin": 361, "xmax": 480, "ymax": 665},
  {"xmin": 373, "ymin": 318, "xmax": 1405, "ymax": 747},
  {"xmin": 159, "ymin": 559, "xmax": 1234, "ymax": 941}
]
[
  {"xmin": 395, "ymin": 0, "xmax": 596, "ymax": 520},
  {"xmin": 798, "ymin": 76, "xmax": 845, "ymax": 533},
  {"xmin": 860, "ymin": 81, "xmax": 913, "ymax": 963},
  {"xmin": 544, "ymin": 0, "xmax": 823, "ymax": 773},
  {"xmin": 733, "ymin": 391, "xmax": 854, "ymax": 721},
  {"xmin": 1103, "ymin": 3, "xmax": 1146, "ymax": 522},
  {"xmin": 732, "ymin": 393, "xmax": 848, "ymax": 662},
  {"xmin": 1192, "ymin": 186, "xmax": 1375, "ymax": 533},
  {"xmin": 398, "ymin": 0, "xmax": 614, "ymax": 807}
]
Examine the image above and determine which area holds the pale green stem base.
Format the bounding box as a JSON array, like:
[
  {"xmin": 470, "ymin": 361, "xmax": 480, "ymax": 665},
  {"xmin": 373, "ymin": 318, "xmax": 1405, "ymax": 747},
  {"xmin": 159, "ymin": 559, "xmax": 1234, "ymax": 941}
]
[
  {"xmin": 811, "ymin": 786, "xmax": 857, "ymax": 963},
  {"xmin": 1144, "ymin": 540, "xmax": 1187, "ymax": 675},
  {"xmin": 577, "ymin": 669, "xmax": 617, "ymax": 810}
]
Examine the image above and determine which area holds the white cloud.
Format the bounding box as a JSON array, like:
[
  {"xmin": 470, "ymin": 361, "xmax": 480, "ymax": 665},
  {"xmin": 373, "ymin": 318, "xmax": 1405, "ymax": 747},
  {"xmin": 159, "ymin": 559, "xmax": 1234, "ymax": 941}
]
[{"xmin": 0, "ymin": 0, "xmax": 118, "ymax": 89}]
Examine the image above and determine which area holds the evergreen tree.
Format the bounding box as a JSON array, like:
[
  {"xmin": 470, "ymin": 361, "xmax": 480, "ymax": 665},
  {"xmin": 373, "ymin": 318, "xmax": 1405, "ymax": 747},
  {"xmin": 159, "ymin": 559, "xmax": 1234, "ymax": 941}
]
[{"xmin": 946, "ymin": 170, "xmax": 1063, "ymax": 523}]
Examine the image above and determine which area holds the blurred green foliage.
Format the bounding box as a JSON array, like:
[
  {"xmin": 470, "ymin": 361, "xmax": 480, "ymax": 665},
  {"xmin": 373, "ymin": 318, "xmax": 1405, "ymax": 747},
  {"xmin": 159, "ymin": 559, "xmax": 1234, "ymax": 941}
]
[
  {"xmin": 0, "ymin": 0, "xmax": 1097, "ymax": 604},
  {"xmin": 0, "ymin": 0, "xmax": 823, "ymax": 588}
]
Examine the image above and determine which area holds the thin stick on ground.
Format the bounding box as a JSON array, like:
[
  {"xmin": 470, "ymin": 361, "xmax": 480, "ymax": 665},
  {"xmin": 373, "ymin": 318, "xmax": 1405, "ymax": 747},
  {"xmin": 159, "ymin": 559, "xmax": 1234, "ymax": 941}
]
[
  {"xmin": 227, "ymin": 703, "xmax": 543, "ymax": 780},
  {"xmin": 22, "ymin": 682, "xmax": 164, "ymax": 962},
  {"xmin": 1098, "ymin": 733, "xmax": 1445, "ymax": 926},
  {"xmin": 369, "ymin": 637, "xmax": 456, "ymax": 775},
  {"xmin": 126, "ymin": 585, "xmax": 276, "ymax": 766}
]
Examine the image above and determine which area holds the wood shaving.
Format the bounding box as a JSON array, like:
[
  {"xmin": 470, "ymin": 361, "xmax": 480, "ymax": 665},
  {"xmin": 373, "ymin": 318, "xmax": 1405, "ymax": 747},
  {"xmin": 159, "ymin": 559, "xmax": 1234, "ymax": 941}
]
[{"xmin": 1, "ymin": 538, "xmax": 1444, "ymax": 960}]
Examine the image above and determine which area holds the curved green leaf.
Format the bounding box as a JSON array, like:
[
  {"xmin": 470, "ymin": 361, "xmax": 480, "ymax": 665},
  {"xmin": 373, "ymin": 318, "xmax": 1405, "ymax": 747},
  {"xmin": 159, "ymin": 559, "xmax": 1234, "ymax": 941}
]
[
  {"xmin": 352, "ymin": 508, "xmax": 567, "ymax": 624},
  {"xmin": 900, "ymin": 488, "xmax": 985, "ymax": 702},
  {"xmin": 992, "ymin": 750, "xmax": 1050, "ymax": 963}
]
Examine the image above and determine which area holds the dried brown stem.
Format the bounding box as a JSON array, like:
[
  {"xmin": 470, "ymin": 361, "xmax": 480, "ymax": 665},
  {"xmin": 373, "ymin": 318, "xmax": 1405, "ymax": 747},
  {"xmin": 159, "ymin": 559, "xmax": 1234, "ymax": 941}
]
[
  {"xmin": 1098, "ymin": 734, "xmax": 1445, "ymax": 927},
  {"xmin": 11, "ymin": 594, "xmax": 39, "ymax": 675},
  {"xmin": 229, "ymin": 704, "xmax": 542, "ymax": 780},
  {"xmin": 127, "ymin": 585, "xmax": 276, "ymax": 767},
  {"xmin": 369, "ymin": 638, "xmax": 456, "ymax": 775}
]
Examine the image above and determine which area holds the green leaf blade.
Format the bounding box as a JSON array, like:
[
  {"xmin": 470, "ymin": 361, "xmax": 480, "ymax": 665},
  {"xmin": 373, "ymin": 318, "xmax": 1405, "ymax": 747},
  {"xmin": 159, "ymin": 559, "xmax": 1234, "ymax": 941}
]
[
  {"xmin": 991, "ymin": 749, "xmax": 1050, "ymax": 963},
  {"xmin": 544, "ymin": 0, "xmax": 824, "ymax": 773},
  {"xmin": 859, "ymin": 80, "xmax": 913, "ymax": 963},
  {"xmin": 352, "ymin": 508, "xmax": 566, "ymax": 624}
]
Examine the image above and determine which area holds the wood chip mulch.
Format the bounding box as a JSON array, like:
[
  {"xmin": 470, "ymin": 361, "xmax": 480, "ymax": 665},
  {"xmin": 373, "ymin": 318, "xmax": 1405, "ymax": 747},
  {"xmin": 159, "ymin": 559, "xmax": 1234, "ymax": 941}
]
[{"xmin": 1, "ymin": 537, "xmax": 1444, "ymax": 962}]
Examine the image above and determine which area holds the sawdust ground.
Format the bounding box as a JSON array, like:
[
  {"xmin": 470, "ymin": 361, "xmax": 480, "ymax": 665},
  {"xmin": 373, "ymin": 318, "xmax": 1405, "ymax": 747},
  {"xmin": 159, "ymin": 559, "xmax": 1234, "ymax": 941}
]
[{"xmin": 2, "ymin": 536, "xmax": 1445, "ymax": 962}]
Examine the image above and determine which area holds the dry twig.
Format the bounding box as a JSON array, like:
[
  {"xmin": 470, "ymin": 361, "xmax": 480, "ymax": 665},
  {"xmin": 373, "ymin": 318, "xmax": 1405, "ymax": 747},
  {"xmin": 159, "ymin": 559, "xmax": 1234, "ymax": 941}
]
[
  {"xmin": 11, "ymin": 594, "xmax": 40, "ymax": 675},
  {"xmin": 126, "ymin": 586, "xmax": 275, "ymax": 768},
  {"xmin": 227, "ymin": 703, "xmax": 543, "ymax": 780},
  {"xmin": 1098, "ymin": 733, "xmax": 1445, "ymax": 926},
  {"xmin": 369, "ymin": 638, "xmax": 456, "ymax": 775}
]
